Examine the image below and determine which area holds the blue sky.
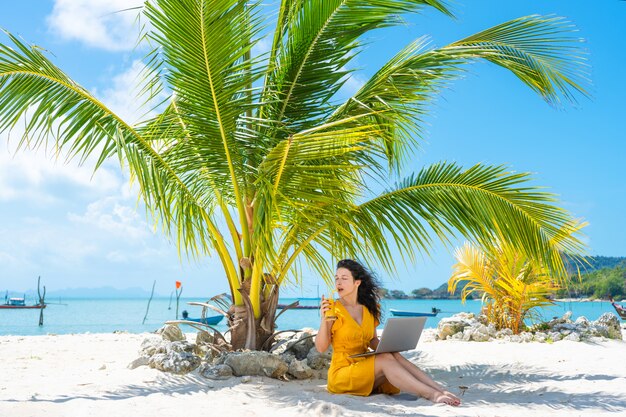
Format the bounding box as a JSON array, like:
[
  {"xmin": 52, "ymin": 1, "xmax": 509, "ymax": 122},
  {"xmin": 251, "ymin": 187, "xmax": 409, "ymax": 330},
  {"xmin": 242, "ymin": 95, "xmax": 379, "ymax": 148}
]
[{"xmin": 0, "ymin": 1, "xmax": 624, "ymax": 298}]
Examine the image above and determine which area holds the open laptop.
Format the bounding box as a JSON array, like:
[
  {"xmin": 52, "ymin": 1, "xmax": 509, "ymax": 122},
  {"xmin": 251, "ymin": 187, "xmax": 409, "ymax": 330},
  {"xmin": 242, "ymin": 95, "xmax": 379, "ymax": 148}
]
[{"xmin": 349, "ymin": 317, "xmax": 426, "ymax": 358}]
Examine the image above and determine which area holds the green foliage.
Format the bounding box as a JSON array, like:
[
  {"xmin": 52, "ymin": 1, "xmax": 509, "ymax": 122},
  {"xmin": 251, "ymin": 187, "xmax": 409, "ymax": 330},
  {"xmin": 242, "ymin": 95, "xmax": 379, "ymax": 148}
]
[
  {"xmin": 557, "ymin": 265, "xmax": 626, "ymax": 300},
  {"xmin": 530, "ymin": 322, "xmax": 551, "ymax": 332},
  {"xmin": 565, "ymin": 255, "xmax": 626, "ymax": 275},
  {"xmin": 585, "ymin": 256, "xmax": 626, "ymax": 271},
  {"xmin": 382, "ymin": 282, "xmax": 471, "ymax": 299},
  {"xmin": 412, "ymin": 287, "xmax": 433, "ymax": 298},
  {"xmin": 449, "ymin": 240, "xmax": 563, "ymax": 334},
  {"xmin": 390, "ymin": 289, "xmax": 409, "ymax": 299},
  {"xmin": 432, "ymin": 281, "xmax": 472, "ymax": 299}
]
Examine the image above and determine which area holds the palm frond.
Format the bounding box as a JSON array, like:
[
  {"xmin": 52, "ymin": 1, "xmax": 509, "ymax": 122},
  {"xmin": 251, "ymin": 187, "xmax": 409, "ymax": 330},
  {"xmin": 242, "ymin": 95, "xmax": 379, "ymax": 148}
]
[
  {"xmin": 143, "ymin": 0, "xmax": 266, "ymax": 186},
  {"xmin": 450, "ymin": 239, "xmax": 561, "ymax": 332},
  {"xmin": 144, "ymin": 0, "xmax": 270, "ymax": 256},
  {"xmin": 449, "ymin": 243, "xmax": 500, "ymax": 303},
  {"xmin": 327, "ymin": 162, "xmax": 585, "ymax": 277},
  {"xmin": 448, "ymin": 15, "xmax": 589, "ymax": 105},
  {"xmin": 260, "ymin": 0, "xmax": 452, "ymax": 139},
  {"xmin": 332, "ymin": 15, "xmax": 589, "ymax": 172},
  {"xmin": 253, "ymin": 123, "xmax": 386, "ymax": 266}
]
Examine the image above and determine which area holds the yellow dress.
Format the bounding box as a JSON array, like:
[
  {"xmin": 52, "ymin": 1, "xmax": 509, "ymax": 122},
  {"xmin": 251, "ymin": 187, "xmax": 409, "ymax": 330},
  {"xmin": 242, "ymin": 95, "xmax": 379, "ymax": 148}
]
[{"xmin": 326, "ymin": 302, "xmax": 400, "ymax": 396}]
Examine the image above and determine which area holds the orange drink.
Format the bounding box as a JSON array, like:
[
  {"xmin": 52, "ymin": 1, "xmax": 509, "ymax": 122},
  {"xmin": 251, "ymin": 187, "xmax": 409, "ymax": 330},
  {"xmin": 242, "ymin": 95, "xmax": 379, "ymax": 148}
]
[{"xmin": 325, "ymin": 291, "xmax": 338, "ymax": 320}]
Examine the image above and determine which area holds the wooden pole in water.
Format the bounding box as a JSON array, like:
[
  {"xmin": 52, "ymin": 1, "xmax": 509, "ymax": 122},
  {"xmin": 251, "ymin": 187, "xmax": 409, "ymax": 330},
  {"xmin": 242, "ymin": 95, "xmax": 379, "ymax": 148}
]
[
  {"xmin": 168, "ymin": 290, "xmax": 174, "ymax": 310},
  {"xmin": 142, "ymin": 280, "xmax": 157, "ymax": 325},
  {"xmin": 37, "ymin": 276, "xmax": 46, "ymax": 326},
  {"xmin": 175, "ymin": 283, "xmax": 183, "ymax": 320}
]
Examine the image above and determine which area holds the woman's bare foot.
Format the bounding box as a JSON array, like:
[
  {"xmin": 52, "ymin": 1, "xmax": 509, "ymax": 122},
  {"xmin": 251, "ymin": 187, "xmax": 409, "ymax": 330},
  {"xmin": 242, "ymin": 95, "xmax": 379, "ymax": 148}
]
[{"xmin": 430, "ymin": 391, "xmax": 460, "ymax": 406}]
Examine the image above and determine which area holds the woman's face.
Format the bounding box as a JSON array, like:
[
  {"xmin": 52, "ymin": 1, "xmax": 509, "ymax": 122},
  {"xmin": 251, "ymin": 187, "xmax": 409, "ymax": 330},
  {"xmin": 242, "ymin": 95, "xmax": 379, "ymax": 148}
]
[{"xmin": 335, "ymin": 267, "xmax": 360, "ymax": 298}]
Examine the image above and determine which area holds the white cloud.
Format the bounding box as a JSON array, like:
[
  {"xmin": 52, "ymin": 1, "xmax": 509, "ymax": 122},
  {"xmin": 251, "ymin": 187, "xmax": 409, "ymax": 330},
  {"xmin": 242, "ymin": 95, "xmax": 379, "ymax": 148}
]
[
  {"xmin": 95, "ymin": 59, "xmax": 157, "ymax": 125},
  {"xmin": 0, "ymin": 56, "xmax": 169, "ymax": 204},
  {"xmin": 106, "ymin": 245, "xmax": 173, "ymax": 265},
  {"xmin": 7, "ymin": 222, "xmax": 99, "ymax": 268},
  {"xmin": 44, "ymin": 238, "xmax": 99, "ymax": 267},
  {"xmin": 68, "ymin": 196, "xmax": 151, "ymax": 240},
  {"xmin": 0, "ymin": 251, "xmax": 17, "ymax": 265},
  {"xmin": 47, "ymin": 0, "xmax": 145, "ymax": 51},
  {"xmin": 0, "ymin": 141, "xmax": 122, "ymax": 203},
  {"xmin": 106, "ymin": 250, "xmax": 129, "ymax": 263}
]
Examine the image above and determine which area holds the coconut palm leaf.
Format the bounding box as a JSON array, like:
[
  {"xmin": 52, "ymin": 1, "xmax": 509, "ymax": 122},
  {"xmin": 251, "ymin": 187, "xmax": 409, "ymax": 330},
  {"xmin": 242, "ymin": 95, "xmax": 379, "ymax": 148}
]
[
  {"xmin": 332, "ymin": 15, "xmax": 588, "ymax": 171},
  {"xmin": 322, "ymin": 162, "xmax": 585, "ymax": 277},
  {"xmin": 449, "ymin": 243, "xmax": 498, "ymax": 302},
  {"xmin": 260, "ymin": 0, "xmax": 452, "ymax": 142},
  {"xmin": 143, "ymin": 0, "xmax": 266, "ymax": 165},
  {"xmin": 450, "ymin": 240, "xmax": 562, "ymax": 332},
  {"xmin": 142, "ymin": 0, "xmax": 268, "ymax": 253}
]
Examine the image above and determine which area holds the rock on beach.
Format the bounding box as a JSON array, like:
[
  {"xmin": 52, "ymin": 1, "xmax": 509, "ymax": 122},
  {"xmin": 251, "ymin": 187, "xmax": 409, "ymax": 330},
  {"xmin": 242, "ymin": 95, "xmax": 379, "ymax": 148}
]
[{"xmin": 436, "ymin": 311, "xmax": 623, "ymax": 343}]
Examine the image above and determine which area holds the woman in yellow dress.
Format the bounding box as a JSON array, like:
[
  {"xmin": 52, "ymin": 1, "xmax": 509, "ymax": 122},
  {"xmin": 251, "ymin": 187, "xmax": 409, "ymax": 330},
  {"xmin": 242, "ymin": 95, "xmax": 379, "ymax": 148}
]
[{"xmin": 315, "ymin": 259, "xmax": 461, "ymax": 406}]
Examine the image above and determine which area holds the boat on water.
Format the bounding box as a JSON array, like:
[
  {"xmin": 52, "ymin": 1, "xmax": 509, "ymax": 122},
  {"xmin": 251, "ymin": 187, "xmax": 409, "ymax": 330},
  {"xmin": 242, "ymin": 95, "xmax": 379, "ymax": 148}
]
[
  {"xmin": 389, "ymin": 307, "xmax": 441, "ymax": 318},
  {"xmin": 0, "ymin": 297, "xmax": 46, "ymax": 310},
  {"xmin": 609, "ymin": 298, "xmax": 626, "ymax": 320},
  {"xmin": 181, "ymin": 310, "xmax": 224, "ymax": 325}
]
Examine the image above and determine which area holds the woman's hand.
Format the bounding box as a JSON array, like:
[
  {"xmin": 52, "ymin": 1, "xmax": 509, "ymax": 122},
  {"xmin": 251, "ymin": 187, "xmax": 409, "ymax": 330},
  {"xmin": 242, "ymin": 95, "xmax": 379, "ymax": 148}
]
[
  {"xmin": 315, "ymin": 295, "xmax": 335, "ymax": 353},
  {"xmin": 320, "ymin": 295, "xmax": 337, "ymax": 323}
]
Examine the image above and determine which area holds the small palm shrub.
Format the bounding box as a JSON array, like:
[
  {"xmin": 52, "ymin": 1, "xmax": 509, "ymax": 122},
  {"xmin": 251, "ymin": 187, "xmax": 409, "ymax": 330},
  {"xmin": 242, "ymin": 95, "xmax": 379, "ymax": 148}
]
[{"xmin": 449, "ymin": 241, "xmax": 561, "ymax": 334}]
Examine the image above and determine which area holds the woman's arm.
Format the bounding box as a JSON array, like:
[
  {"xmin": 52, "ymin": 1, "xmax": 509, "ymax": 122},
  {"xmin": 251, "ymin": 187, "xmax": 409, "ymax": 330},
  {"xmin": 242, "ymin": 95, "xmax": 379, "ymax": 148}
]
[
  {"xmin": 315, "ymin": 320, "xmax": 333, "ymax": 352},
  {"xmin": 315, "ymin": 296, "xmax": 335, "ymax": 352}
]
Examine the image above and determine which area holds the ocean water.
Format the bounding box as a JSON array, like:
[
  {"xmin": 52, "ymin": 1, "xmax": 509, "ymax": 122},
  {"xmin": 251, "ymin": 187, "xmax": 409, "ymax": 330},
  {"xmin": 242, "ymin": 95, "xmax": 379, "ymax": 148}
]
[{"xmin": 0, "ymin": 297, "xmax": 621, "ymax": 336}]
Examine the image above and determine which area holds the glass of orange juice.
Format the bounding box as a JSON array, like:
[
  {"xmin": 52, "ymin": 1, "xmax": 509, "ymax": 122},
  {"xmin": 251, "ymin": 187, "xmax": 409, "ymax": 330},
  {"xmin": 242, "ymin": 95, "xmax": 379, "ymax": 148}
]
[{"xmin": 325, "ymin": 290, "xmax": 338, "ymax": 320}]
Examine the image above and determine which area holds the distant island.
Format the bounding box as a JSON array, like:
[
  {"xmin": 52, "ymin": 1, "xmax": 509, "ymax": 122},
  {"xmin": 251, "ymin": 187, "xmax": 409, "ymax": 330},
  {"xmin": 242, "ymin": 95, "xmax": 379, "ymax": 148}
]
[
  {"xmin": 45, "ymin": 286, "xmax": 162, "ymax": 299},
  {"xmin": 379, "ymin": 281, "xmax": 470, "ymax": 300},
  {"xmin": 382, "ymin": 255, "xmax": 626, "ymax": 300}
]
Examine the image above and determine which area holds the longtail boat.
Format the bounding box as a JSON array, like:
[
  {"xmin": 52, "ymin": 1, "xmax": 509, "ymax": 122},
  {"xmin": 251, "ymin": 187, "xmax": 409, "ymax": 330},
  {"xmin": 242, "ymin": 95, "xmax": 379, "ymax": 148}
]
[
  {"xmin": 0, "ymin": 297, "xmax": 46, "ymax": 309},
  {"xmin": 390, "ymin": 307, "xmax": 441, "ymax": 317},
  {"xmin": 181, "ymin": 314, "xmax": 224, "ymax": 325},
  {"xmin": 610, "ymin": 297, "xmax": 626, "ymax": 320}
]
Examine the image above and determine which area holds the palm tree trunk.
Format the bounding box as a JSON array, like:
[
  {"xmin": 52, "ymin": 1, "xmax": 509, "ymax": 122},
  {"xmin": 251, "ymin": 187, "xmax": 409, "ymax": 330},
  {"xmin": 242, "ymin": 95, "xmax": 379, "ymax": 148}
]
[{"xmin": 229, "ymin": 280, "xmax": 280, "ymax": 350}]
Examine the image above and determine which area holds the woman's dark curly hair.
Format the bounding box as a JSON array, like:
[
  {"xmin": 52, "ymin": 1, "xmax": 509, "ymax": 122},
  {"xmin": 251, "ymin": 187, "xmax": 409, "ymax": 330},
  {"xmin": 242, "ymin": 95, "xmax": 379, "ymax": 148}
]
[{"xmin": 336, "ymin": 259, "xmax": 382, "ymax": 322}]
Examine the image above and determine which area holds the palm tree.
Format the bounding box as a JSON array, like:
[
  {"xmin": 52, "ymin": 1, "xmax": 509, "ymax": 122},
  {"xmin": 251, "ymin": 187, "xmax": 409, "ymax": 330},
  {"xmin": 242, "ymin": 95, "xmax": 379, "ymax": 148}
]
[
  {"xmin": 449, "ymin": 236, "xmax": 580, "ymax": 333},
  {"xmin": 0, "ymin": 0, "xmax": 589, "ymax": 350}
]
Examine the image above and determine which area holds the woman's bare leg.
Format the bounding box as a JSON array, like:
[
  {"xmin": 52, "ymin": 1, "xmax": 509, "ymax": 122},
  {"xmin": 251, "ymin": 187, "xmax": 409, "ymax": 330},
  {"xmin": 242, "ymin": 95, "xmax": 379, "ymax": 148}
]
[
  {"xmin": 391, "ymin": 352, "xmax": 461, "ymax": 405},
  {"xmin": 374, "ymin": 353, "xmax": 458, "ymax": 406}
]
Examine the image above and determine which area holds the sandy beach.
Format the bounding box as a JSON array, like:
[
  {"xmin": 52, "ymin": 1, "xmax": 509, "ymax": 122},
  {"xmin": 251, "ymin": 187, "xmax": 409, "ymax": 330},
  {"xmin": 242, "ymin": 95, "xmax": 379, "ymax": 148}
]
[{"xmin": 1, "ymin": 329, "xmax": 625, "ymax": 417}]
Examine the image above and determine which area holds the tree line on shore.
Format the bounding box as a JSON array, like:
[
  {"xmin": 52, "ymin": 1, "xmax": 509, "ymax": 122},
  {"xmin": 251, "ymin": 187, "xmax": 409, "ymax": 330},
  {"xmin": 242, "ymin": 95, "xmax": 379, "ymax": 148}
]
[
  {"xmin": 379, "ymin": 281, "xmax": 471, "ymax": 300},
  {"xmin": 556, "ymin": 258, "xmax": 626, "ymax": 300},
  {"xmin": 381, "ymin": 256, "xmax": 626, "ymax": 300}
]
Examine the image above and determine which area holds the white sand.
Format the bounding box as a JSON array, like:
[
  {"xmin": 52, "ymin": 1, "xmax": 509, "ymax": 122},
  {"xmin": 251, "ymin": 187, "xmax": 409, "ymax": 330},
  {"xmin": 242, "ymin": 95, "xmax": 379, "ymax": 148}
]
[{"xmin": 1, "ymin": 329, "xmax": 625, "ymax": 417}]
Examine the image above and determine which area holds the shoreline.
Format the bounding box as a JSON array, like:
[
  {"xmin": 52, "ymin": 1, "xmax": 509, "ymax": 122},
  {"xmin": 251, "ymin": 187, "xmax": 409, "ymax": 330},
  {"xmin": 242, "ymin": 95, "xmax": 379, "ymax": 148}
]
[{"xmin": 1, "ymin": 329, "xmax": 625, "ymax": 416}]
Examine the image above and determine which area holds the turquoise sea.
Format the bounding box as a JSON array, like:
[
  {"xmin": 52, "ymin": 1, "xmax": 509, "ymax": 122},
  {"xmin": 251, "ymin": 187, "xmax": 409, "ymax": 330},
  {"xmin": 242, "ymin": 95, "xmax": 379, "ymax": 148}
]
[{"xmin": 0, "ymin": 297, "xmax": 620, "ymax": 336}]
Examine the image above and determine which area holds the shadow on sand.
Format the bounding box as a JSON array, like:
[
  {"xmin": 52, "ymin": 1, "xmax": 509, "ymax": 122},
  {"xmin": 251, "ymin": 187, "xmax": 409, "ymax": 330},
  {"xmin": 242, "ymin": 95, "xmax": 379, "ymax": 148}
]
[{"xmin": 9, "ymin": 352, "xmax": 626, "ymax": 416}]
